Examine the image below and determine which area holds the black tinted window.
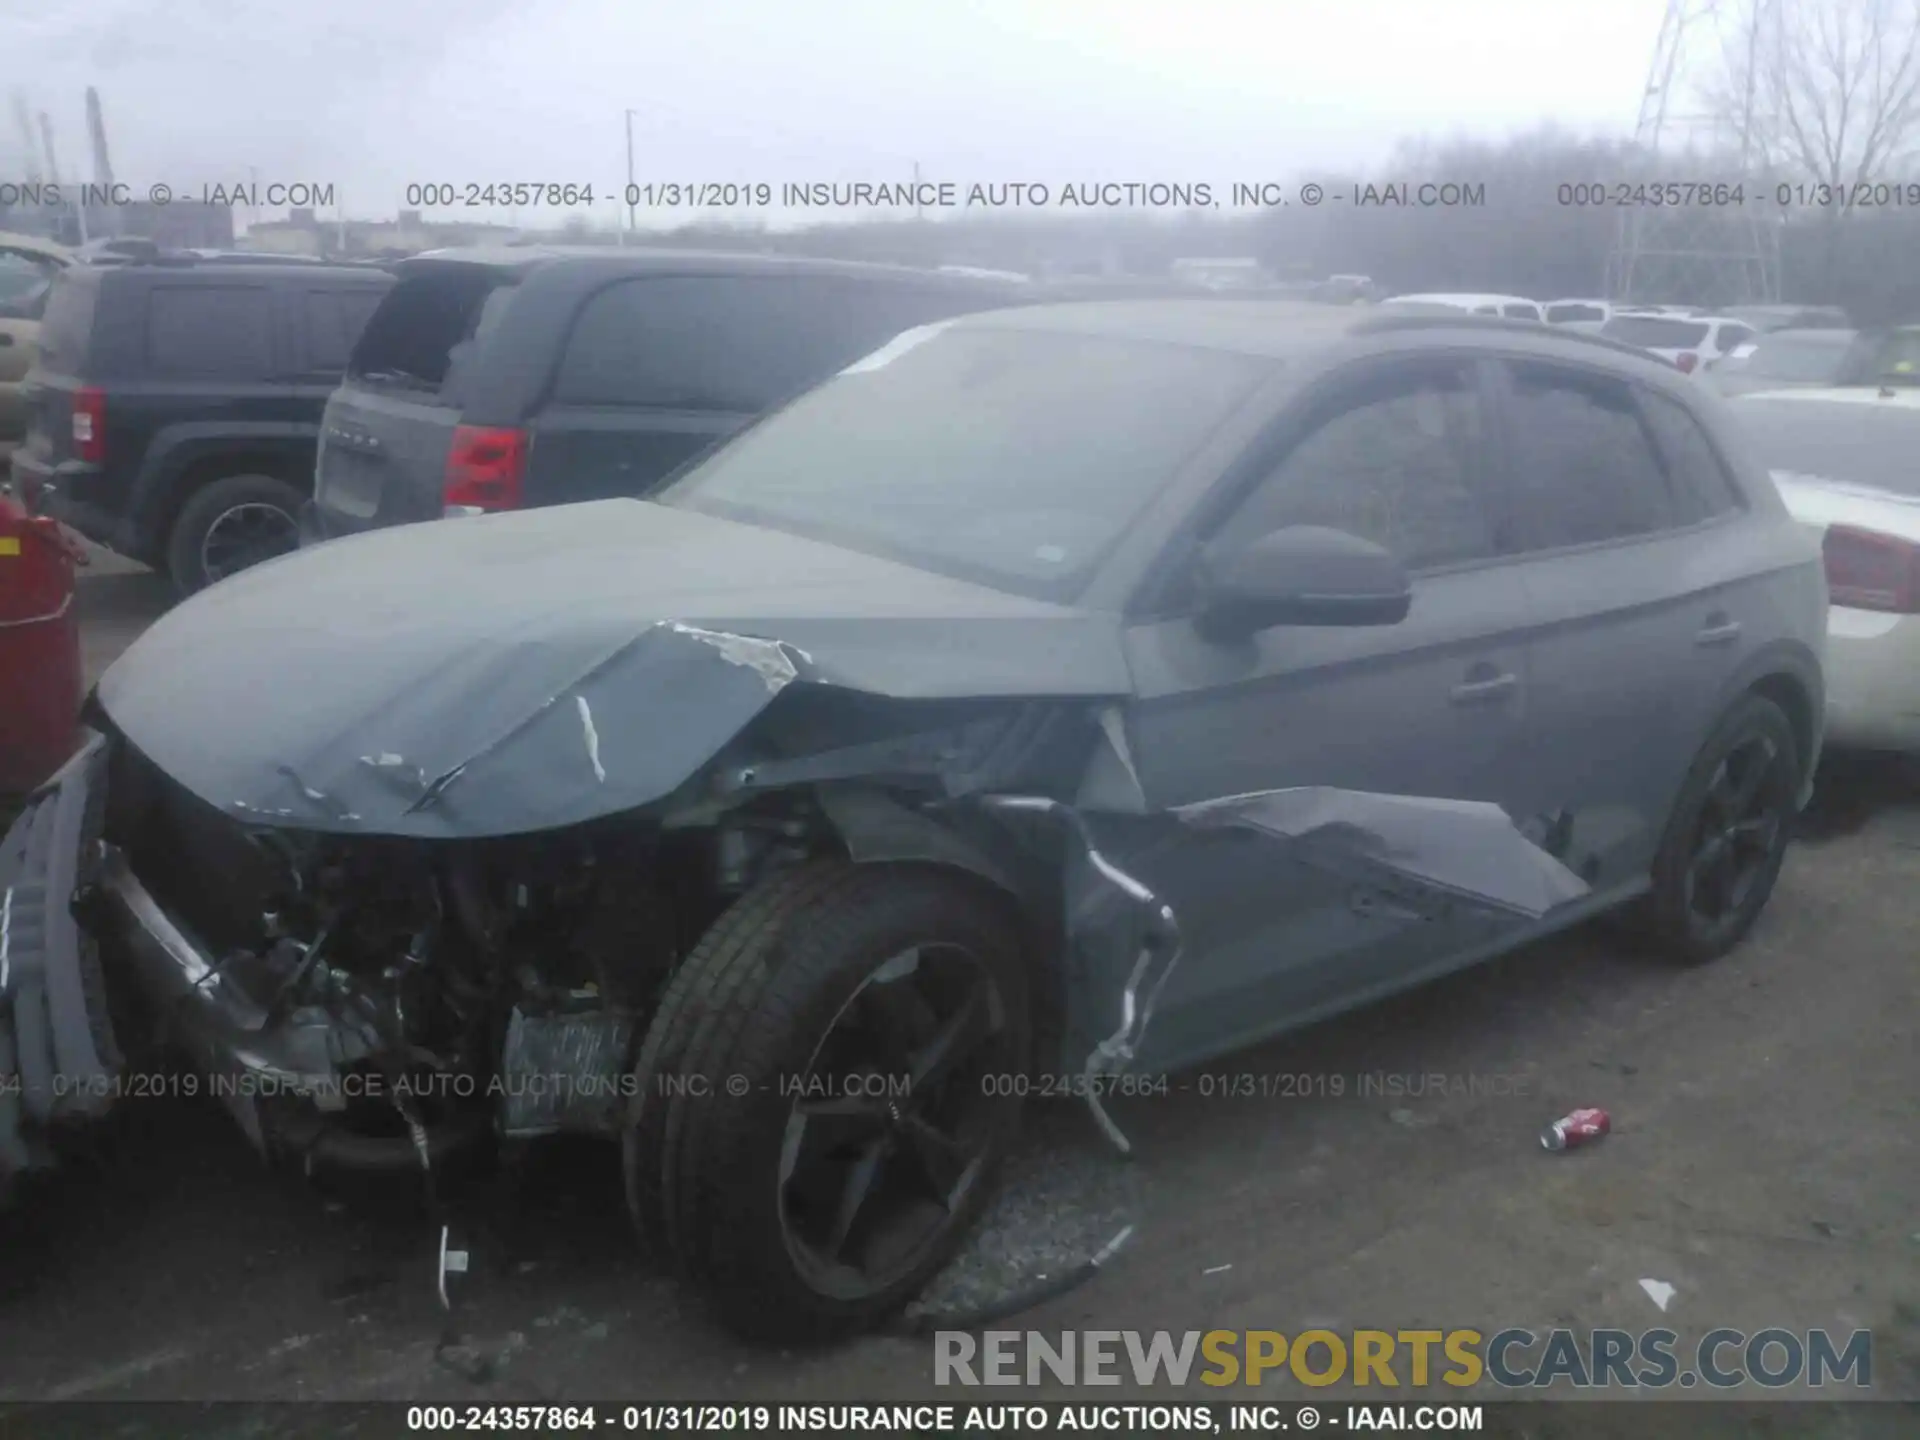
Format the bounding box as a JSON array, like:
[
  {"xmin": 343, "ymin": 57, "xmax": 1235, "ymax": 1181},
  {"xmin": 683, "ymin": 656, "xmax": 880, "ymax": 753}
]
[
  {"xmin": 1546, "ymin": 303, "xmax": 1605, "ymax": 323},
  {"xmin": 351, "ymin": 268, "xmax": 513, "ymax": 394},
  {"xmin": 146, "ymin": 285, "xmax": 274, "ymax": 377},
  {"xmin": 1640, "ymin": 390, "xmax": 1741, "ymax": 520},
  {"xmin": 1502, "ymin": 302, "xmax": 1540, "ymax": 320},
  {"xmin": 303, "ymin": 287, "xmax": 386, "ymax": 372},
  {"xmin": 553, "ymin": 276, "xmax": 998, "ymax": 411},
  {"xmin": 1505, "ymin": 363, "xmax": 1679, "ymax": 546},
  {"xmin": 1225, "ymin": 363, "xmax": 1501, "ymax": 570}
]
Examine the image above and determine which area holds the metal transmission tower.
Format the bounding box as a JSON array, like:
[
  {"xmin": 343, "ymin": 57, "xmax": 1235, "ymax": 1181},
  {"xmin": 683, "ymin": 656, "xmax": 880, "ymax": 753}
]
[{"xmin": 1606, "ymin": 0, "xmax": 1781, "ymax": 307}]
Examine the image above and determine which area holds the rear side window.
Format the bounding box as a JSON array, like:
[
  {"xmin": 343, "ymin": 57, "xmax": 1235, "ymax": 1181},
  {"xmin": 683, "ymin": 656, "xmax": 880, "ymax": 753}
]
[
  {"xmin": 1502, "ymin": 302, "xmax": 1541, "ymax": 321},
  {"xmin": 1502, "ymin": 362, "xmax": 1681, "ymax": 547},
  {"xmin": 303, "ymin": 287, "xmax": 387, "ymax": 372},
  {"xmin": 1639, "ymin": 390, "xmax": 1743, "ymax": 520},
  {"xmin": 349, "ymin": 267, "xmax": 516, "ymax": 396},
  {"xmin": 32, "ymin": 271, "xmax": 95, "ymax": 374},
  {"xmin": 146, "ymin": 285, "xmax": 275, "ymax": 377},
  {"xmin": 553, "ymin": 276, "xmax": 998, "ymax": 412},
  {"xmin": 1546, "ymin": 303, "xmax": 1605, "ymax": 323}
]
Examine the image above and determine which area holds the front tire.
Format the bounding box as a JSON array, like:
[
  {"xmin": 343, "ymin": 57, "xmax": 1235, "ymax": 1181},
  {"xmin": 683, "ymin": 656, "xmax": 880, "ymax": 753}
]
[
  {"xmin": 626, "ymin": 862, "xmax": 1031, "ymax": 1343},
  {"xmin": 164, "ymin": 473, "xmax": 305, "ymax": 596},
  {"xmin": 1644, "ymin": 693, "xmax": 1800, "ymax": 965}
]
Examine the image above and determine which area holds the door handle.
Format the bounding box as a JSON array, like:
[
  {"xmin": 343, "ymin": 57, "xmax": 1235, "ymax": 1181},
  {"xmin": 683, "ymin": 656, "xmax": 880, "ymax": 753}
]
[
  {"xmin": 1696, "ymin": 618, "xmax": 1742, "ymax": 647},
  {"xmin": 1449, "ymin": 671, "xmax": 1517, "ymax": 705}
]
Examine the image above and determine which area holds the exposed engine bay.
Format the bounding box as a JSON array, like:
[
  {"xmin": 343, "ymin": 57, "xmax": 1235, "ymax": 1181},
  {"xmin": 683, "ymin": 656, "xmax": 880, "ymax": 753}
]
[{"xmin": 100, "ymin": 738, "xmax": 862, "ymax": 1175}]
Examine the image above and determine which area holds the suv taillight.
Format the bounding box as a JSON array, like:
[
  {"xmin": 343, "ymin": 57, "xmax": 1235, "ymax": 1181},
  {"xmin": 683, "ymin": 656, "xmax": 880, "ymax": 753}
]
[
  {"xmin": 1674, "ymin": 352, "xmax": 1699, "ymax": 373},
  {"xmin": 1823, "ymin": 524, "xmax": 1920, "ymax": 613},
  {"xmin": 442, "ymin": 426, "xmax": 526, "ymax": 515},
  {"xmin": 72, "ymin": 387, "xmax": 106, "ymax": 463}
]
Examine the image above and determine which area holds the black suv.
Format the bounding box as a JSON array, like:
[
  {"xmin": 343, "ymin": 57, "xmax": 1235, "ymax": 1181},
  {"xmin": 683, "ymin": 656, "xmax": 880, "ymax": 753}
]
[
  {"xmin": 11, "ymin": 256, "xmax": 393, "ymax": 593},
  {"xmin": 303, "ymin": 247, "xmax": 1031, "ymax": 541}
]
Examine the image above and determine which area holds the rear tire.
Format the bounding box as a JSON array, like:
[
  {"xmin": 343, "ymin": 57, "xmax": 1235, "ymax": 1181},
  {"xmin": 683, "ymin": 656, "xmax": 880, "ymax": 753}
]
[
  {"xmin": 164, "ymin": 473, "xmax": 305, "ymax": 596},
  {"xmin": 1643, "ymin": 694, "xmax": 1800, "ymax": 965},
  {"xmin": 625, "ymin": 862, "xmax": 1031, "ymax": 1343}
]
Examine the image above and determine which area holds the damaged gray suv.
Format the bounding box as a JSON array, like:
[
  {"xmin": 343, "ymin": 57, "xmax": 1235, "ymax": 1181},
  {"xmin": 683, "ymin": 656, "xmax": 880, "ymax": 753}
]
[{"xmin": 1, "ymin": 301, "xmax": 1826, "ymax": 1341}]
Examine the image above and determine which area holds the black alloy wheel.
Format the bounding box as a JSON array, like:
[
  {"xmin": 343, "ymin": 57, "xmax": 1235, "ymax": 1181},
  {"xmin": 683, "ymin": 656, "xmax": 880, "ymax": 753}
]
[{"xmin": 777, "ymin": 941, "xmax": 1014, "ymax": 1301}]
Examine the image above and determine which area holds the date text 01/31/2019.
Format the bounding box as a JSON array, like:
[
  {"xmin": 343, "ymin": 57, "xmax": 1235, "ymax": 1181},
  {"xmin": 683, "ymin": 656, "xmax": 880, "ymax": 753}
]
[{"xmin": 1558, "ymin": 180, "xmax": 1920, "ymax": 207}]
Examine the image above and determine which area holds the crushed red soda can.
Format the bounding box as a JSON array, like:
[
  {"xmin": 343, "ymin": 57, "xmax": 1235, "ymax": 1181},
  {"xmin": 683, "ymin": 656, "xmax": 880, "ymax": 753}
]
[{"xmin": 1540, "ymin": 1107, "xmax": 1611, "ymax": 1152}]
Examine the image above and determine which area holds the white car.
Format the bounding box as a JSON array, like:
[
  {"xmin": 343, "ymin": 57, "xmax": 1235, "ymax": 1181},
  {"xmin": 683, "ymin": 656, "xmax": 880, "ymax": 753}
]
[
  {"xmin": 1732, "ymin": 387, "xmax": 1920, "ymax": 752},
  {"xmin": 1543, "ymin": 298, "xmax": 1616, "ymax": 331},
  {"xmin": 1600, "ymin": 312, "xmax": 1758, "ymax": 375},
  {"xmin": 1381, "ymin": 292, "xmax": 1544, "ymax": 322}
]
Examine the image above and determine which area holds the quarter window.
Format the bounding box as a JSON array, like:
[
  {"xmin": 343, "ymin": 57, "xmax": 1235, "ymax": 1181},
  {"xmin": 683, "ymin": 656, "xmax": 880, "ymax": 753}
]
[{"xmin": 1639, "ymin": 389, "xmax": 1742, "ymax": 521}]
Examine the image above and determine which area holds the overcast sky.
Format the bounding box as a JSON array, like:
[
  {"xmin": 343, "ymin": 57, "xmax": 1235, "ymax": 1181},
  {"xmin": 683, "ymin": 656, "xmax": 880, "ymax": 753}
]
[{"xmin": 4, "ymin": 0, "xmax": 1682, "ymax": 229}]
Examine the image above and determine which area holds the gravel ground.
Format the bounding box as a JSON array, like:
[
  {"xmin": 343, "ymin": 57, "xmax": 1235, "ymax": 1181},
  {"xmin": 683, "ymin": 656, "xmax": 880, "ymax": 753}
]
[{"xmin": 0, "ymin": 554, "xmax": 1915, "ymax": 1425}]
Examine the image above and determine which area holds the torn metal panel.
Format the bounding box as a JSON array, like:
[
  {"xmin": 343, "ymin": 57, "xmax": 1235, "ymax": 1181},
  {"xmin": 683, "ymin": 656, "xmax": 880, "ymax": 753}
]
[
  {"xmin": 95, "ymin": 501, "xmax": 1129, "ymax": 840},
  {"xmin": 984, "ymin": 786, "xmax": 1590, "ymax": 1155},
  {"xmin": 1172, "ymin": 787, "xmax": 1590, "ymax": 919},
  {"xmin": 724, "ymin": 703, "xmax": 1096, "ymax": 800}
]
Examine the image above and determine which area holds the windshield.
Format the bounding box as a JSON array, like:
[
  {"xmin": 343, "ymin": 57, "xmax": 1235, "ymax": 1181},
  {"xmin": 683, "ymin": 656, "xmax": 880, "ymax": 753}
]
[
  {"xmin": 1601, "ymin": 315, "xmax": 1711, "ymax": 348},
  {"xmin": 1734, "ymin": 397, "xmax": 1920, "ymax": 499},
  {"xmin": 656, "ymin": 322, "xmax": 1274, "ymax": 602},
  {"xmin": 1742, "ymin": 333, "xmax": 1857, "ymax": 381}
]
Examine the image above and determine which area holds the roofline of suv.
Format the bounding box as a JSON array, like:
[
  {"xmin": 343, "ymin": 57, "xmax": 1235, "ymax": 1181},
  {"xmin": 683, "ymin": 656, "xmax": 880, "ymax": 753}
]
[{"xmin": 1352, "ymin": 310, "xmax": 1682, "ymax": 368}]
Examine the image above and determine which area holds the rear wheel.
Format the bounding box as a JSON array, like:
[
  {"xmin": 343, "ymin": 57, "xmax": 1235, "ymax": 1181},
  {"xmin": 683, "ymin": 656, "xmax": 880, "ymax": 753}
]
[
  {"xmin": 1644, "ymin": 694, "xmax": 1800, "ymax": 965},
  {"xmin": 625, "ymin": 862, "xmax": 1030, "ymax": 1342},
  {"xmin": 164, "ymin": 473, "xmax": 305, "ymax": 596}
]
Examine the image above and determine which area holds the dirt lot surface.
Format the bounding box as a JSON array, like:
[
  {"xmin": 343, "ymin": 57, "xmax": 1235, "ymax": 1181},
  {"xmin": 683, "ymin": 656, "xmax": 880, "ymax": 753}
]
[{"xmin": 2, "ymin": 552, "xmax": 1916, "ymax": 1425}]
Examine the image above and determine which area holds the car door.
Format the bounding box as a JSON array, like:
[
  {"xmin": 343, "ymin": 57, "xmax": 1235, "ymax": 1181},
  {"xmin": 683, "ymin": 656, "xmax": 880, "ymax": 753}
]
[
  {"xmin": 1115, "ymin": 355, "xmax": 1543, "ymax": 1072},
  {"xmin": 1484, "ymin": 360, "xmax": 1757, "ymax": 894}
]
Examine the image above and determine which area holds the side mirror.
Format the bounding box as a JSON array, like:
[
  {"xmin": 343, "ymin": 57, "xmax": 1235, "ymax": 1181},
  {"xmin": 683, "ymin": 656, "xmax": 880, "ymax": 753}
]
[{"xmin": 1193, "ymin": 525, "xmax": 1412, "ymax": 641}]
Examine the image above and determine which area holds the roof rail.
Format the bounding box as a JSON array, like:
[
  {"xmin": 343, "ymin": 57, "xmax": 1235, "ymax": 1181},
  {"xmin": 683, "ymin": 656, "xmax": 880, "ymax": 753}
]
[{"xmin": 1352, "ymin": 310, "xmax": 1676, "ymax": 367}]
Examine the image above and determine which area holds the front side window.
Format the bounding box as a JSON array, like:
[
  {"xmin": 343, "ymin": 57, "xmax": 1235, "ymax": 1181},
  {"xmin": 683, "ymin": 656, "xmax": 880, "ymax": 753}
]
[
  {"xmin": 1218, "ymin": 362, "xmax": 1501, "ymax": 571},
  {"xmin": 1502, "ymin": 362, "xmax": 1681, "ymax": 548}
]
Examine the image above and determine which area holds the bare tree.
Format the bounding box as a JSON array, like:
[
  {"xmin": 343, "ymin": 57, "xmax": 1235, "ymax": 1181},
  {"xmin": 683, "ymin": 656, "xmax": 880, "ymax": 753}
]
[{"xmin": 1715, "ymin": 0, "xmax": 1920, "ymax": 203}]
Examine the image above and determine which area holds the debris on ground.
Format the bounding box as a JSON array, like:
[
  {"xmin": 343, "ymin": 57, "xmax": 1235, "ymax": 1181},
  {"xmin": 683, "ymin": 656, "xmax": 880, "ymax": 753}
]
[
  {"xmin": 1540, "ymin": 1107, "xmax": 1611, "ymax": 1151},
  {"xmin": 906, "ymin": 1104, "xmax": 1142, "ymax": 1328},
  {"xmin": 1638, "ymin": 1278, "xmax": 1678, "ymax": 1312}
]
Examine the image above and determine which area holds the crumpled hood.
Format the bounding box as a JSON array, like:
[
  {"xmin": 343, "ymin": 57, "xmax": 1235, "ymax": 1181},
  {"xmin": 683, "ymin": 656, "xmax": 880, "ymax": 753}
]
[{"xmin": 98, "ymin": 500, "xmax": 1130, "ymax": 837}]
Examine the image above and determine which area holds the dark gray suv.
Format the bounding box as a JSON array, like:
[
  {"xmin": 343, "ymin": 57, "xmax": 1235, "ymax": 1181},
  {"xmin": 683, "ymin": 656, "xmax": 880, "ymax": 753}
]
[
  {"xmin": 302, "ymin": 247, "xmax": 1031, "ymax": 542},
  {"xmin": 5, "ymin": 302, "xmax": 1826, "ymax": 1343}
]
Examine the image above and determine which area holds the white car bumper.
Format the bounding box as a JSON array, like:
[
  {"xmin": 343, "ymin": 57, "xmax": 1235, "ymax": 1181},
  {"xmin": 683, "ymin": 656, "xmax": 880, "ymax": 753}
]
[{"xmin": 1822, "ymin": 604, "xmax": 1920, "ymax": 753}]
